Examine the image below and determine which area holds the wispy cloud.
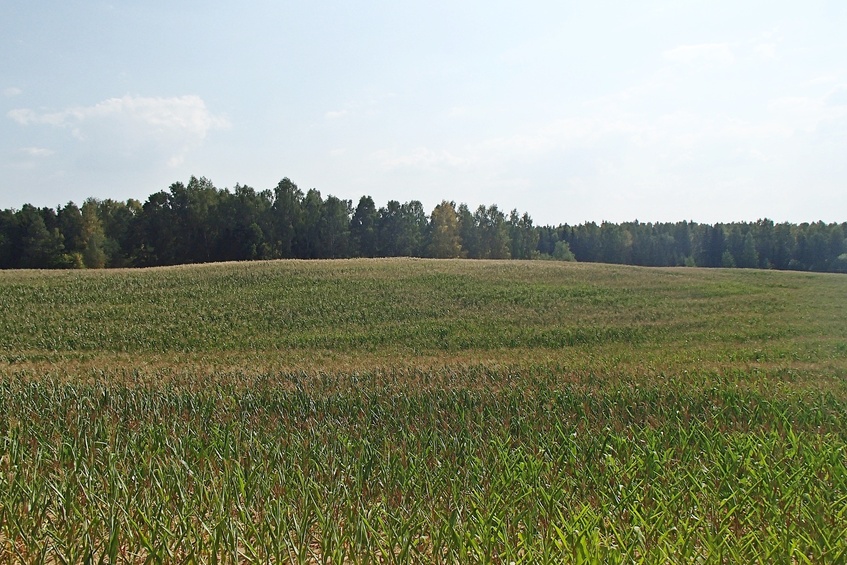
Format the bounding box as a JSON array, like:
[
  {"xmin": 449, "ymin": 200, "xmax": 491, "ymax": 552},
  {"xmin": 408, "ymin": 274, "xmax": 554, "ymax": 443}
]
[
  {"xmin": 2, "ymin": 87, "xmax": 22, "ymax": 98},
  {"xmin": 373, "ymin": 147, "xmax": 470, "ymax": 171},
  {"xmin": 20, "ymin": 147, "xmax": 54, "ymax": 157},
  {"xmin": 767, "ymin": 90, "xmax": 847, "ymax": 132},
  {"xmin": 8, "ymin": 95, "xmax": 229, "ymax": 167},
  {"xmin": 826, "ymin": 87, "xmax": 847, "ymax": 107},
  {"xmin": 8, "ymin": 95, "xmax": 229, "ymax": 136},
  {"xmin": 324, "ymin": 109, "xmax": 348, "ymax": 120},
  {"xmin": 753, "ymin": 43, "xmax": 777, "ymax": 60},
  {"xmin": 663, "ymin": 43, "xmax": 736, "ymax": 66}
]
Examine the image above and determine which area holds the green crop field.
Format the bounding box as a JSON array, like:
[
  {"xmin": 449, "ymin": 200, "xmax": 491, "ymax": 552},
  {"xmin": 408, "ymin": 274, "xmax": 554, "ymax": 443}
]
[{"xmin": 1, "ymin": 259, "xmax": 846, "ymax": 563}]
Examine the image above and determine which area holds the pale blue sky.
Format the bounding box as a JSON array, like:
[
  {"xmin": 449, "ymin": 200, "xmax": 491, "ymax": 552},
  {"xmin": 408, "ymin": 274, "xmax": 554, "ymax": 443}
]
[{"xmin": 2, "ymin": 1, "xmax": 846, "ymax": 225}]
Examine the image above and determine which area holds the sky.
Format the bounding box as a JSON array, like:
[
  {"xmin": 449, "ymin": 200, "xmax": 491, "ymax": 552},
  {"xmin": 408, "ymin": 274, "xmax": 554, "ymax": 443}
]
[{"xmin": 2, "ymin": 1, "xmax": 846, "ymax": 226}]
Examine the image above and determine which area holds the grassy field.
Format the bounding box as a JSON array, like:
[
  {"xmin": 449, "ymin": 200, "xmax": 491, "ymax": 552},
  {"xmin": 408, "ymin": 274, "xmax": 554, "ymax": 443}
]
[{"xmin": 1, "ymin": 258, "xmax": 846, "ymax": 563}]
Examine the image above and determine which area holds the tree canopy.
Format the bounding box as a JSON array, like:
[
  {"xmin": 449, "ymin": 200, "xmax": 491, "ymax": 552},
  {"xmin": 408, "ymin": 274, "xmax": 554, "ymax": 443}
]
[{"xmin": 1, "ymin": 177, "xmax": 844, "ymax": 274}]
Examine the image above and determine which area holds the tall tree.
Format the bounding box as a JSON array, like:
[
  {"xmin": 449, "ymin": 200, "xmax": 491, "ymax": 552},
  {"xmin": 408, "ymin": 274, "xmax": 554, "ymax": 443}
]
[
  {"xmin": 216, "ymin": 184, "xmax": 272, "ymax": 261},
  {"xmin": 272, "ymin": 178, "xmax": 304, "ymax": 258},
  {"xmin": 168, "ymin": 177, "xmax": 221, "ymax": 264},
  {"xmin": 426, "ymin": 201, "xmax": 463, "ymax": 258},
  {"xmin": 399, "ymin": 200, "xmax": 427, "ymax": 256},
  {"xmin": 673, "ymin": 221, "xmax": 693, "ymax": 264},
  {"xmin": 18, "ymin": 205, "xmax": 68, "ymax": 268},
  {"xmin": 377, "ymin": 200, "xmax": 426, "ymax": 257},
  {"xmin": 599, "ymin": 222, "xmax": 632, "ymax": 264},
  {"xmin": 98, "ymin": 199, "xmax": 141, "ymax": 267},
  {"xmin": 0, "ymin": 209, "xmax": 16, "ymax": 268},
  {"xmin": 570, "ymin": 222, "xmax": 601, "ymax": 262},
  {"xmin": 508, "ymin": 209, "xmax": 538, "ymax": 260},
  {"xmin": 769, "ymin": 223, "xmax": 793, "ymax": 270},
  {"xmin": 737, "ymin": 232, "xmax": 759, "ymax": 269},
  {"xmin": 350, "ymin": 195, "xmax": 378, "ymax": 257},
  {"xmin": 695, "ymin": 224, "xmax": 725, "ymax": 268},
  {"xmin": 136, "ymin": 191, "xmax": 174, "ymax": 266},
  {"xmin": 80, "ymin": 198, "xmax": 107, "ymax": 268},
  {"xmin": 321, "ymin": 195, "xmax": 352, "ymax": 258},
  {"xmin": 458, "ymin": 204, "xmax": 480, "ymax": 259},
  {"xmin": 474, "ymin": 205, "xmax": 510, "ymax": 259},
  {"xmin": 57, "ymin": 202, "xmax": 84, "ymax": 259}
]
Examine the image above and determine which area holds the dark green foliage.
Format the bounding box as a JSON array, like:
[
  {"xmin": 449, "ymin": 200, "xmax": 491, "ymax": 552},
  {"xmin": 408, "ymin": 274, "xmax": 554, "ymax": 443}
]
[
  {"xmin": 271, "ymin": 177, "xmax": 304, "ymax": 258},
  {"xmin": 351, "ymin": 195, "xmax": 378, "ymax": 257},
  {"xmin": 16, "ymin": 205, "xmax": 70, "ymax": 269},
  {"xmin": 1, "ymin": 176, "xmax": 845, "ymax": 272},
  {"xmin": 508, "ymin": 209, "xmax": 538, "ymax": 260},
  {"xmin": 377, "ymin": 200, "xmax": 426, "ymax": 257},
  {"xmin": 473, "ymin": 204, "xmax": 511, "ymax": 259}
]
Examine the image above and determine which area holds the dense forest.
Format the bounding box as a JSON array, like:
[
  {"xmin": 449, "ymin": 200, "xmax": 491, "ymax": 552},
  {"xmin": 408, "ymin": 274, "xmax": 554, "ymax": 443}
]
[{"xmin": 1, "ymin": 176, "xmax": 846, "ymax": 272}]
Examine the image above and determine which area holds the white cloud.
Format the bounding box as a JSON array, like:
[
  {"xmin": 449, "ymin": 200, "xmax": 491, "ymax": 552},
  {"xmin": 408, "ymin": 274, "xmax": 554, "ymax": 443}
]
[
  {"xmin": 448, "ymin": 106, "xmax": 470, "ymax": 118},
  {"xmin": 663, "ymin": 43, "xmax": 736, "ymax": 66},
  {"xmin": 20, "ymin": 147, "xmax": 54, "ymax": 157},
  {"xmin": 767, "ymin": 91, "xmax": 847, "ymax": 133},
  {"xmin": 753, "ymin": 43, "xmax": 777, "ymax": 60},
  {"xmin": 373, "ymin": 147, "xmax": 470, "ymax": 171},
  {"xmin": 325, "ymin": 109, "xmax": 348, "ymax": 119},
  {"xmin": 7, "ymin": 95, "xmax": 229, "ymax": 167},
  {"xmin": 2, "ymin": 87, "xmax": 22, "ymax": 98},
  {"xmin": 826, "ymin": 87, "xmax": 847, "ymax": 107},
  {"xmin": 800, "ymin": 73, "xmax": 843, "ymax": 89},
  {"xmin": 8, "ymin": 95, "xmax": 228, "ymax": 135},
  {"xmin": 747, "ymin": 27, "xmax": 782, "ymax": 61}
]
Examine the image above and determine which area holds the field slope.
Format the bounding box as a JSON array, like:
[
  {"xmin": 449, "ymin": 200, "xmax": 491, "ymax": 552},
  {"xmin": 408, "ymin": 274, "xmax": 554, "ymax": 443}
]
[{"xmin": 1, "ymin": 259, "xmax": 846, "ymax": 562}]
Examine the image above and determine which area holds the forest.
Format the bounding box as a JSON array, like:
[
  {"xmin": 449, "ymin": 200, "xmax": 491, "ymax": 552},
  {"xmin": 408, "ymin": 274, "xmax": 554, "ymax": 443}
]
[{"xmin": 1, "ymin": 175, "xmax": 845, "ymax": 272}]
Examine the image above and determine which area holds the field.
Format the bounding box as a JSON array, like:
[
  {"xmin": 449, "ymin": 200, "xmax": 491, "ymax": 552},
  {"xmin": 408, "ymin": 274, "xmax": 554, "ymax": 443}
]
[{"xmin": 1, "ymin": 258, "xmax": 846, "ymax": 563}]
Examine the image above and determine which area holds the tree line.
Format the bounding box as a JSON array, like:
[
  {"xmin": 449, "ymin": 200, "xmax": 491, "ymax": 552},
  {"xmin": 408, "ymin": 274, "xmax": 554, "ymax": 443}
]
[{"xmin": 1, "ymin": 176, "xmax": 845, "ymax": 273}]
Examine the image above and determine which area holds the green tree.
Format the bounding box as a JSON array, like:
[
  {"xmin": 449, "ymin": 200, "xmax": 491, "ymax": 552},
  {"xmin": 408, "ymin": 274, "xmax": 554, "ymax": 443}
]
[
  {"xmin": 771, "ymin": 223, "xmax": 794, "ymax": 270},
  {"xmin": 321, "ymin": 195, "xmax": 352, "ymax": 258},
  {"xmin": 673, "ymin": 221, "xmax": 693, "ymax": 264},
  {"xmin": 721, "ymin": 224, "xmax": 765, "ymax": 270},
  {"xmin": 458, "ymin": 204, "xmax": 480, "ymax": 259},
  {"xmin": 168, "ymin": 177, "xmax": 221, "ymax": 264},
  {"xmin": 351, "ymin": 195, "xmax": 378, "ymax": 257},
  {"xmin": 80, "ymin": 198, "xmax": 107, "ymax": 268},
  {"xmin": 97, "ymin": 199, "xmax": 141, "ymax": 267},
  {"xmin": 426, "ymin": 201, "xmax": 463, "ymax": 258},
  {"xmin": 508, "ymin": 210, "xmax": 539, "ymax": 260},
  {"xmin": 137, "ymin": 191, "xmax": 175, "ymax": 266},
  {"xmin": 296, "ymin": 189, "xmax": 323, "ymax": 258},
  {"xmin": 272, "ymin": 178, "xmax": 304, "ymax": 258},
  {"xmin": 553, "ymin": 240, "xmax": 576, "ymax": 261},
  {"xmin": 401, "ymin": 201, "xmax": 428, "ymax": 257},
  {"xmin": 570, "ymin": 222, "xmax": 602, "ymax": 262},
  {"xmin": 377, "ymin": 200, "xmax": 427, "ymax": 257},
  {"xmin": 599, "ymin": 222, "xmax": 632, "ymax": 264},
  {"xmin": 795, "ymin": 222, "xmax": 830, "ymax": 271},
  {"xmin": 475, "ymin": 205, "xmax": 510, "ymax": 259},
  {"xmin": 737, "ymin": 232, "xmax": 759, "ymax": 269},
  {"xmin": 377, "ymin": 200, "xmax": 403, "ymax": 257},
  {"xmin": 18, "ymin": 205, "xmax": 68, "ymax": 268},
  {"xmin": 694, "ymin": 224, "xmax": 725, "ymax": 268},
  {"xmin": 752, "ymin": 219, "xmax": 775, "ymax": 269},
  {"xmin": 216, "ymin": 185, "xmax": 272, "ymax": 261},
  {"xmin": 0, "ymin": 209, "xmax": 16, "ymax": 268},
  {"xmin": 57, "ymin": 202, "xmax": 85, "ymax": 257}
]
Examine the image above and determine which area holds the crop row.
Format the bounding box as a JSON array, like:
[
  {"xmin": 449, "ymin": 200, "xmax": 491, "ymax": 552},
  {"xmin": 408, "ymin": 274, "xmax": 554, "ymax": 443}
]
[{"xmin": 2, "ymin": 373, "xmax": 846, "ymax": 563}]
